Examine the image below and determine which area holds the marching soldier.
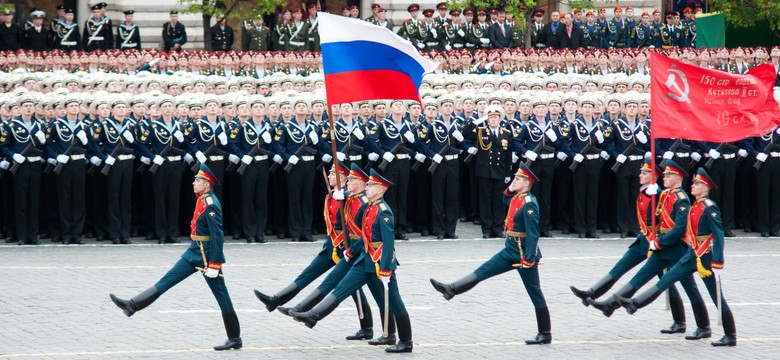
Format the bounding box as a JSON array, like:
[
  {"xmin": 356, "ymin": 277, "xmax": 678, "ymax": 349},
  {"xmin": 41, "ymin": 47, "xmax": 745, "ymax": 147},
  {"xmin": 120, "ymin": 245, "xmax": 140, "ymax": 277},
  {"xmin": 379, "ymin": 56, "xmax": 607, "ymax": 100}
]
[
  {"xmin": 110, "ymin": 164, "xmax": 243, "ymax": 351},
  {"xmin": 430, "ymin": 163, "xmax": 552, "ymax": 345},
  {"xmin": 83, "ymin": 4, "xmax": 113, "ymax": 52},
  {"xmin": 242, "ymin": 16, "xmax": 270, "ymax": 51},
  {"xmin": 286, "ymin": 8, "xmax": 309, "ymax": 52},
  {"xmin": 162, "ymin": 11, "xmax": 187, "ymax": 52},
  {"xmin": 290, "ymin": 169, "xmax": 414, "ymax": 353},
  {"xmin": 52, "ymin": 8, "xmax": 80, "ymax": 51},
  {"xmin": 751, "ymin": 127, "xmax": 780, "ymax": 237},
  {"xmin": 615, "ymin": 168, "xmax": 738, "ymax": 347},
  {"xmin": 24, "ymin": 9, "xmax": 50, "ymax": 51},
  {"xmin": 116, "ymin": 10, "xmax": 141, "ymax": 50},
  {"xmin": 210, "ymin": 15, "xmax": 233, "ymax": 51}
]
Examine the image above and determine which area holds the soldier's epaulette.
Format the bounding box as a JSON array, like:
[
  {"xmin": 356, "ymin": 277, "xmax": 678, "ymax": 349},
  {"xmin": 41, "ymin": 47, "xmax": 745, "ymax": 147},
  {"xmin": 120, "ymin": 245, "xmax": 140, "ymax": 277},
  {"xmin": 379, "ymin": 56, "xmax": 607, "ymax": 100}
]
[
  {"xmin": 360, "ymin": 194, "xmax": 369, "ymax": 204},
  {"xmin": 378, "ymin": 203, "xmax": 387, "ymax": 211},
  {"xmin": 703, "ymin": 199, "xmax": 714, "ymax": 207},
  {"xmin": 205, "ymin": 196, "xmax": 214, "ymax": 206},
  {"xmin": 523, "ymin": 195, "xmax": 532, "ymax": 203},
  {"xmin": 675, "ymin": 191, "xmax": 686, "ymax": 200}
]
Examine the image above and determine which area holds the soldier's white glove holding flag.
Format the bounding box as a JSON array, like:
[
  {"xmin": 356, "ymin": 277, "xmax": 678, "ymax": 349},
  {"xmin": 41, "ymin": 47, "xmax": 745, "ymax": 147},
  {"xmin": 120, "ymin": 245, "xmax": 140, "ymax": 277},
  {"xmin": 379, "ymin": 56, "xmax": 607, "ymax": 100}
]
[
  {"xmin": 646, "ymin": 183, "xmax": 659, "ymax": 195},
  {"xmin": 332, "ymin": 189, "xmax": 345, "ymax": 200}
]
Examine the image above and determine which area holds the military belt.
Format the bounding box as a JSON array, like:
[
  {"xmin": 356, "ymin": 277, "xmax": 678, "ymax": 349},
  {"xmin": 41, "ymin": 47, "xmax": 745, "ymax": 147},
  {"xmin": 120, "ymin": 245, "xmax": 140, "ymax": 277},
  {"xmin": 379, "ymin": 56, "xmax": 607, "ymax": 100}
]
[
  {"xmin": 209, "ymin": 155, "xmax": 224, "ymax": 161},
  {"xmin": 349, "ymin": 155, "xmax": 362, "ymax": 161},
  {"xmin": 444, "ymin": 154, "xmax": 458, "ymax": 160},
  {"xmin": 539, "ymin": 153, "xmax": 554, "ymax": 160},
  {"xmin": 585, "ymin": 154, "xmax": 600, "ymax": 160},
  {"xmin": 506, "ymin": 230, "xmax": 526, "ymax": 238},
  {"xmin": 191, "ymin": 235, "xmax": 211, "ymax": 241},
  {"xmin": 26, "ymin": 156, "xmax": 42, "ymax": 162},
  {"xmin": 694, "ymin": 235, "xmax": 712, "ymax": 253},
  {"xmin": 370, "ymin": 241, "xmax": 381, "ymax": 249},
  {"xmin": 628, "ymin": 155, "xmax": 643, "ymax": 161},
  {"xmin": 288, "ymin": 40, "xmax": 305, "ymax": 46},
  {"xmin": 118, "ymin": 154, "xmax": 134, "ymax": 161},
  {"xmin": 254, "ymin": 155, "xmax": 268, "ymax": 161},
  {"xmin": 453, "ymin": 44, "xmax": 464, "ymax": 48},
  {"xmin": 70, "ymin": 154, "xmax": 86, "ymax": 160},
  {"xmin": 301, "ymin": 155, "xmax": 315, "ymax": 161},
  {"xmin": 396, "ymin": 154, "xmax": 410, "ymax": 160},
  {"xmin": 166, "ymin": 155, "xmax": 181, "ymax": 162},
  {"xmin": 426, "ymin": 42, "xmax": 439, "ymax": 46},
  {"xmin": 770, "ymin": 152, "xmax": 780, "ymax": 157},
  {"xmin": 308, "ymin": 37, "xmax": 316, "ymax": 42},
  {"xmin": 722, "ymin": 154, "xmax": 736, "ymax": 159},
  {"xmin": 349, "ymin": 234, "xmax": 360, "ymax": 240}
]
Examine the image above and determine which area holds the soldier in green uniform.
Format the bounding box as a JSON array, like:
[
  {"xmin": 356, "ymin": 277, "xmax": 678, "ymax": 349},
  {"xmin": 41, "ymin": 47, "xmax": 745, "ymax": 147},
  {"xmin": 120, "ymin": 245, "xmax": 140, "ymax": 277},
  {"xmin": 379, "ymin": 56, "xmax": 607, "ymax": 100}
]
[
  {"xmin": 306, "ymin": 6, "xmax": 320, "ymax": 52},
  {"xmin": 286, "ymin": 8, "xmax": 309, "ymax": 52},
  {"xmin": 116, "ymin": 10, "xmax": 141, "ymax": 50},
  {"xmin": 242, "ymin": 16, "xmax": 270, "ymax": 51},
  {"xmin": 397, "ymin": 4, "xmax": 422, "ymax": 48},
  {"xmin": 109, "ymin": 164, "xmax": 242, "ymax": 351},
  {"xmin": 430, "ymin": 163, "xmax": 551, "ymax": 345}
]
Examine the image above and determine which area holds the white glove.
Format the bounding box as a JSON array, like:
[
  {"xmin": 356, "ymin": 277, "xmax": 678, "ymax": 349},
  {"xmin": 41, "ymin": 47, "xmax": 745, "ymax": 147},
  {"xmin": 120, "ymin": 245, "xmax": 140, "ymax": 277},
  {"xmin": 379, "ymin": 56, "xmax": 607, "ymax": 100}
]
[
  {"xmin": 261, "ymin": 131, "xmax": 272, "ymax": 143},
  {"xmin": 273, "ymin": 154, "xmax": 283, "ymax": 164},
  {"xmin": 556, "ymin": 152, "xmax": 568, "ymax": 161},
  {"xmin": 649, "ymin": 241, "xmax": 658, "ymax": 251},
  {"xmin": 149, "ymin": 58, "xmax": 161, "ymax": 66},
  {"xmin": 663, "ymin": 151, "xmax": 674, "ymax": 160},
  {"xmin": 35, "ymin": 131, "xmax": 46, "ymax": 144},
  {"xmin": 416, "ymin": 42, "xmax": 425, "ymax": 49},
  {"xmin": 195, "ymin": 151, "xmax": 208, "ymax": 164},
  {"xmin": 122, "ymin": 131, "xmax": 134, "ymax": 143},
  {"xmin": 228, "ymin": 154, "xmax": 240, "ymax": 164},
  {"xmin": 76, "ymin": 130, "xmax": 88, "ymax": 145},
  {"xmin": 757, "ymin": 153, "xmax": 768, "ymax": 162},
  {"xmin": 105, "ymin": 156, "xmax": 116, "ymax": 165},
  {"xmin": 47, "ymin": 158, "xmax": 57, "ymax": 166},
  {"xmin": 504, "ymin": 176, "xmax": 511, "ymax": 184},
  {"xmin": 241, "ymin": 155, "xmax": 252, "ymax": 165},
  {"xmin": 332, "ymin": 189, "xmax": 345, "ymax": 200},
  {"xmin": 525, "ymin": 150, "xmax": 538, "ymax": 162},
  {"xmin": 403, "ymin": 131, "xmax": 415, "ymax": 143},
  {"xmin": 452, "ymin": 129, "xmax": 464, "ymax": 142},
  {"xmin": 467, "ymin": 147, "xmax": 478, "ymax": 155},
  {"xmin": 90, "ymin": 156, "xmax": 102, "ymax": 166},
  {"xmin": 708, "ymin": 149, "xmax": 721, "ymax": 159},
  {"xmin": 184, "ymin": 154, "xmax": 194, "ymax": 164},
  {"xmin": 600, "ymin": 151, "xmax": 610, "ymax": 160},
  {"xmin": 368, "ymin": 152, "xmax": 379, "ymax": 161},
  {"xmin": 545, "ymin": 128, "xmax": 558, "ymax": 142},
  {"xmin": 153, "ymin": 155, "xmax": 165, "ymax": 165},
  {"xmin": 12, "ymin": 153, "xmax": 25, "ymax": 163},
  {"xmin": 174, "ymin": 131, "xmax": 184, "ymax": 143},
  {"xmin": 308, "ymin": 131, "xmax": 319, "ymax": 145},
  {"xmin": 445, "ymin": 44, "xmax": 452, "ymax": 51},
  {"xmin": 0, "ymin": 160, "xmax": 9, "ymax": 170},
  {"xmin": 205, "ymin": 267, "xmax": 219, "ymax": 278},
  {"xmin": 336, "ymin": 152, "xmax": 346, "ymax": 162},
  {"xmin": 381, "ymin": 275, "xmax": 390, "ymax": 289},
  {"xmin": 691, "ymin": 152, "xmax": 702, "ymax": 162},
  {"xmin": 352, "ymin": 127, "xmax": 365, "ymax": 140},
  {"xmin": 574, "ymin": 154, "xmax": 584, "ymax": 163},
  {"xmin": 414, "ymin": 153, "xmax": 426, "ymax": 163},
  {"xmin": 635, "ymin": 132, "xmax": 648, "ymax": 144},
  {"xmin": 645, "ymin": 151, "xmax": 652, "ymax": 159},
  {"xmin": 738, "ymin": 149, "xmax": 748, "ymax": 158},
  {"xmin": 322, "ymin": 154, "xmax": 333, "ymax": 163},
  {"xmin": 56, "ymin": 154, "xmax": 69, "ymax": 164},
  {"xmin": 457, "ymin": 29, "xmax": 465, "ymax": 37},
  {"xmin": 480, "ymin": 38, "xmax": 490, "ymax": 45},
  {"xmin": 508, "ymin": 183, "xmax": 517, "ymax": 192},
  {"xmin": 472, "ymin": 116, "xmax": 487, "ymax": 125},
  {"xmin": 512, "ymin": 152, "xmax": 519, "ymax": 163},
  {"xmin": 140, "ymin": 156, "xmax": 151, "ymax": 165},
  {"xmin": 646, "ymin": 183, "xmax": 659, "ymax": 195},
  {"xmin": 616, "ymin": 154, "xmax": 627, "ymax": 163},
  {"xmin": 288, "ymin": 155, "xmax": 299, "ymax": 164},
  {"xmin": 218, "ymin": 132, "xmax": 228, "ymax": 146},
  {"xmin": 594, "ymin": 130, "xmax": 604, "ymax": 143},
  {"xmin": 432, "ymin": 154, "xmax": 443, "ymax": 163},
  {"xmin": 431, "ymin": 28, "xmax": 438, "ymax": 38},
  {"xmin": 382, "ymin": 152, "xmax": 394, "ymax": 163}
]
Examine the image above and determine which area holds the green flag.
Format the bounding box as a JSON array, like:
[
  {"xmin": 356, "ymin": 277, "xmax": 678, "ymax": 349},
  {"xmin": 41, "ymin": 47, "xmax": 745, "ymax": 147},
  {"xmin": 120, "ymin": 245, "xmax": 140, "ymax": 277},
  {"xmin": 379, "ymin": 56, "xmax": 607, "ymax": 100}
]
[{"xmin": 695, "ymin": 12, "xmax": 726, "ymax": 48}]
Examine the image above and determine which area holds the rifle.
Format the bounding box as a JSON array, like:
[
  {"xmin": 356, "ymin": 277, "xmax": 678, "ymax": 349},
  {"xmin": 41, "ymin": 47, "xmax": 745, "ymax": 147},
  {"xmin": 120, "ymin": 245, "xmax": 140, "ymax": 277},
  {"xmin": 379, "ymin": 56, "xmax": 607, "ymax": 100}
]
[
  {"xmin": 569, "ymin": 142, "xmax": 603, "ymax": 172},
  {"xmin": 100, "ymin": 143, "xmax": 134, "ymax": 176},
  {"xmin": 378, "ymin": 141, "xmax": 412, "ymax": 172},
  {"xmin": 237, "ymin": 140, "xmax": 272, "ymax": 175},
  {"xmin": 190, "ymin": 143, "xmax": 227, "ymax": 172},
  {"xmin": 319, "ymin": 134, "xmax": 365, "ymax": 171},
  {"xmin": 753, "ymin": 142, "xmax": 780, "ymax": 171},
  {"xmin": 53, "ymin": 142, "xmax": 87, "ymax": 175},
  {"xmin": 668, "ymin": 138, "xmax": 691, "ymax": 153},
  {"xmin": 703, "ymin": 143, "xmax": 738, "ymax": 169},
  {"xmin": 428, "ymin": 142, "xmax": 460, "ymax": 173},
  {"xmin": 610, "ymin": 142, "xmax": 645, "ymax": 173},
  {"xmin": 283, "ymin": 143, "xmax": 319, "ymax": 173},
  {"xmin": 523, "ymin": 141, "xmax": 556, "ymax": 167},
  {"xmin": 9, "ymin": 142, "xmax": 45, "ymax": 175},
  {"xmin": 149, "ymin": 140, "xmax": 183, "ymax": 175}
]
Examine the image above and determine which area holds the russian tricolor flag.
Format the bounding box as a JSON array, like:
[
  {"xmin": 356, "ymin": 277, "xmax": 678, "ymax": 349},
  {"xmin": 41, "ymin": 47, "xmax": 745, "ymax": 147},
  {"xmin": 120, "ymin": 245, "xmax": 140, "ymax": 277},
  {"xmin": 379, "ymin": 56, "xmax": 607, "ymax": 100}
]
[{"xmin": 318, "ymin": 12, "xmax": 439, "ymax": 105}]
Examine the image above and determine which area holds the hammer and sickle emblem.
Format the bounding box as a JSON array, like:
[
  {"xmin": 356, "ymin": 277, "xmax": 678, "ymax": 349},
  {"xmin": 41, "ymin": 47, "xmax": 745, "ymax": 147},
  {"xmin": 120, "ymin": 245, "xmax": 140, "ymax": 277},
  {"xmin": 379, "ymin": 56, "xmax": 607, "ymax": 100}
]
[{"xmin": 665, "ymin": 67, "xmax": 691, "ymax": 104}]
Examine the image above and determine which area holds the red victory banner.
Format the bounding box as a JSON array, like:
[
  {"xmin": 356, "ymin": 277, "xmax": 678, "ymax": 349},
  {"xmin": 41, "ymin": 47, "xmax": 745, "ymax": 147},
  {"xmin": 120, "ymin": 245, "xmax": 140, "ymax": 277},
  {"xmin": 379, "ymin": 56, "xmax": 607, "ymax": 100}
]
[{"xmin": 650, "ymin": 52, "xmax": 780, "ymax": 142}]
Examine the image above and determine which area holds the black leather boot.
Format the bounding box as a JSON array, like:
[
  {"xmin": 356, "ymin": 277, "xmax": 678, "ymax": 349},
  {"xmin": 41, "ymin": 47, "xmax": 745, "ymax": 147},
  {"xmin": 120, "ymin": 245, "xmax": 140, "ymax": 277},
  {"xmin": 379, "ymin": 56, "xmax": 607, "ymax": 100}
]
[
  {"xmin": 385, "ymin": 314, "xmax": 413, "ymax": 353},
  {"xmin": 214, "ymin": 312, "xmax": 242, "ymax": 350},
  {"xmin": 661, "ymin": 295, "xmax": 687, "ymax": 334},
  {"xmin": 346, "ymin": 294, "xmax": 373, "ymax": 340},
  {"xmin": 684, "ymin": 301, "xmax": 711, "ymax": 339},
  {"xmin": 586, "ymin": 284, "xmax": 634, "ymax": 317},
  {"xmin": 711, "ymin": 308, "xmax": 737, "ymax": 346},
  {"xmin": 369, "ymin": 312, "xmax": 396, "ymax": 345},
  {"xmin": 109, "ymin": 287, "xmax": 161, "ymax": 317},
  {"xmin": 430, "ymin": 273, "xmax": 479, "ymax": 301},
  {"xmin": 616, "ymin": 286, "xmax": 663, "ymax": 315},
  {"xmin": 289, "ymin": 294, "xmax": 340, "ymax": 328},
  {"xmin": 525, "ymin": 306, "xmax": 552, "ymax": 345},
  {"xmin": 570, "ymin": 275, "xmax": 617, "ymax": 306},
  {"xmin": 254, "ymin": 283, "xmax": 300, "ymax": 312},
  {"xmin": 278, "ymin": 289, "xmax": 325, "ymax": 317}
]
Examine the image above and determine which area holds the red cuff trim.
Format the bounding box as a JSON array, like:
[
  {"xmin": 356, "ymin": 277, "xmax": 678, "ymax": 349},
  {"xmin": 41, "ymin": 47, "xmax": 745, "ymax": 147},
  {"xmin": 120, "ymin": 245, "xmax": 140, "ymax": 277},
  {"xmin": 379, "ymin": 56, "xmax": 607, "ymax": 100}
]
[
  {"xmin": 378, "ymin": 269, "xmax": 392, "ymax": 277},
  {"xmin": 503, "ymin": 189, "xmax": 514, "ymax": 197},
  {"xmin": 208, "ymin": 262, "xmax": 222, "ymax": 270},
  {"xmin": 521, "ymin": 259, "xmax": 536, "ymax": 267},
  {"xmin": 710, "ymin": 262, "xmax": 724, "ymax": 269},
  {"xmin": 344, "ymin": 250, "xmax": 352, "ymax": 259}
]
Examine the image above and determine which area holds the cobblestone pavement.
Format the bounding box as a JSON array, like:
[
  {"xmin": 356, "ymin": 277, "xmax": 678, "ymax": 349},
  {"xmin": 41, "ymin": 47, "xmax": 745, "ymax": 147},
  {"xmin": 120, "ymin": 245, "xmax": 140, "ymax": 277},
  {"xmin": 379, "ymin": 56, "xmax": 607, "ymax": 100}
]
[{"xmin": 1, "ymin": 223, "xmax": 779, "ymax": 359}]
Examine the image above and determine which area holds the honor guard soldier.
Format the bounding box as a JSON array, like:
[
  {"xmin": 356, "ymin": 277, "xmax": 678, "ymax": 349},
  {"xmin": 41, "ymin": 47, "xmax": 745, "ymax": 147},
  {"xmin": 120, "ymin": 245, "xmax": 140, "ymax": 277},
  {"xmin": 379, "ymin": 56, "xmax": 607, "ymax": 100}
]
[
  {"xmin": 615, "ymin": 168, "xmax": 738, "ymax": 347},
  {"xmin": 52, "ymin": 8, "xmax": 80, "ymax": 51},
  {"xmin": 320, "ymin": 102, "xmax": 367, "ymax": 168},
  {"xmin": 242, "ymin": 16, "xmax": 270, "ymax": 51},
  {"xmin": 473, "ymin": 9, "xmax": 491, "ymax": 49},
  {"xmin": 433, "ymin": 2, "xmax": 448, "ymax": 27},
  {"xmin": 751, "ymin": 127, "xmax": 780, "ymax": 237},
  {"xmin": 163, "ymin": 11, "xmax": 187, "ymax": 52},
  {"xmin": 110, "ymin": 164, "xmax": 243, "ymax": 351},
  {"xmin": 0, "ymin": 95, "xmax": 46, "ymax": 245},
  {"xmin": 83, "ymin": 4, "xmax": 113, "ymax": 52},
  {"xmin": 116, "ymin": 10, "xmax": 141, "ymax": 50},
  {"xmin": 291, "ymin": 169, "xmax": 414, "ymax": 353},
  {"xmin": 397, "ymin": 4, "xmax": 421, "ymax": 46},
  {"xmin": 210, "ymin": 15, "xmax": 233, "ymax": 51},
  {"xmin": 443, "ymin": 10, "xmax": 467, "ymax": 51},
  {"xmin": 306, "ymin": 7, "xmax": 320, "ymax": 52},
  {"xmin": 44, "ymin": 95, "xmax": 101, "ymax": 245},
  {"xmin": 529, "ymin": 9, "xmax": 546, "ymax": 49},
  {"xmin": 286, "ymin": 8, "xmax": 309, "ymax": 52},
  {"xmin": 23, "ymin": 9, "xmax": 50, "ymax": 51},
  {"xmin": 630, "ymin": 12, "xmax": 656, "ymax": 48},
  {"xmin": 581, "ymin": 11, "xmax": 601, "ymax": 49},
  {"xmin": 431, "ymin": 163, "xmax": 552, "ymax": 345},
  {"xmin": 605, "ymin": 6, "xmax": 627, "ymax": 48}
]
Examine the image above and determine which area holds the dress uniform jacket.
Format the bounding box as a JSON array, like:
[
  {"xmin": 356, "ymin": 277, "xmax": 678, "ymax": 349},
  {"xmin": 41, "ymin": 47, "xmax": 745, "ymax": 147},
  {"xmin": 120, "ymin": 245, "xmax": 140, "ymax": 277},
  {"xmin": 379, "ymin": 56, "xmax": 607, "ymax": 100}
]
[
  {"xmin": 0, "ymin": 22, "xmax": 23, "ymax": 50},
  {"xmin": 605, "ymin": 18, "xmax": 626, "ymax": 48},
  {"xmin": 23, "ymin": 24, "xmax": 50, "ymax": 51},
  {"xmin": 210, "ymin": 24, "xmax": 233, "ymax": 51},
  {"xmin": 503, "ymin": 191, "xmax": 542, "ymax": 267},
  {"xmin": 461, "ymin": 122, "xmax": 513, "ymax": 180},
  {"xmin": 306, "ymin": 17, "xmax": 320, "ymax": 52},
  {"xmin": 82, "ymin": 17, "xmax": 113, "ymax": 52},
  {"xmin": 581, "ymin": 23, "xmax": 601, "ymax": 49},
  {"xmin": 116, "ymin": 22, "xmax": 141, "ymax": 50},
  {"xmin": 242, "ymin": 22, "xmax": 270, "ymax": 51},
  {"xmin": 337, "ymin": 191, "xmax": 370, "ymax": 260},
  {"xmin": 285, "ymin": 21, "xmax": 308, "ymax": 51},
  {"xmin": 609, "ymin": 117, "xmax": 649, "ymax": 158},
  {"xmin": 186, "ymin": 191, "xmax": 226, "ymax": 266},
  {"xmin": 529, "ymin": 21, "xmax": 545, "ymax": 48},
  {"xmin": 630, "ymin": 24, "xmax": 655, "ymax": 48},
  {"xmin": 320, "ymin": 119, "xmax": 366, "ymax": 161},
  {"xmin": 44, "ymin": 118, "xmax": 102, "ymax": 160},
  {"xmin": 361, "ymin": 198, "xmax": 397, "ymax": 276},
  {"xmin": 652, "ymin": 188, "xmax": 692, "ymax": 260},
  {"xmin": 0, "ymin": 117, "xmax": 46, "ymax": 159},
  {"xmin": 52, "ymin": 22, "xmax": 80, "ymax": 51},
  {"xmin": 162, "ymin": 22, "xmax": 187, "ymax": 51},
  {"xmin": 656, "ymin": 24, "xmax": 682, "ymax": 48},
  {"xmin": 397, "ymin": 19, "xmax": 420, "ymax": 44}
]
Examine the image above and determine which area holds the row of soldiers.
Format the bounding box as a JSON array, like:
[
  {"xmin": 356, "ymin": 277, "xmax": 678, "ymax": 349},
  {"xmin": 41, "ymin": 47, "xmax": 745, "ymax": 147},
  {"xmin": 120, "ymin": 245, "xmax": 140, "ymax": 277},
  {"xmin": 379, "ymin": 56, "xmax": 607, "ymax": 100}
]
[{"xmin": 1, "ymin": 82, "xmax": 779, "ymax": 246}]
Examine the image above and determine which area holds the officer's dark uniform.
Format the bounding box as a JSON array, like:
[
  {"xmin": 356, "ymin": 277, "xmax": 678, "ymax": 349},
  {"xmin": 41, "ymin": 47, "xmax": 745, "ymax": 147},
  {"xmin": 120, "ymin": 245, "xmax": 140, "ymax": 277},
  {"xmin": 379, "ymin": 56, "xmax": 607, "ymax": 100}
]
[
  {"xmin": 110, "ymin": 165, "xmax": 242, "ymax": 351},
  {"xmin": 605, "ymin": 18, "xmax": 627, "ymax": 48},
  {"xmin": 51, "ymin": 20, "xmax": 80, "ymax": 51},
  {"xmin": 184, "ymin": 115, "xmax": 228, "ymax": 200},
  {"xmin": 581, "ymin": 22, "xmax": 601, "ymax": 49},
  {"xmin": 241, "ymin": 21, "xmax": 270, "ymax": 51},
  {"xmin": 630, "ymin": 23, "xmax": 655, "ymax": 48},
  {"xmin": 210, "ymin": 24, "xmax": 233, "ymax": 51},
  {"xmin": 275, "ymin": 118, "xmax": 319, "ymax": 241},
  {"xmin": 0, "ymin": 19, "xmax": 23, "ymax": 51},
  {"xmin": 610, "ymin": 112, "xmax": 650, "ymax": 236},
  {"xmin": 23, "ymin": 22, "xmax": 50, "ymax": 51},
  {"xmin": 93, "ymin": 115, "xmax": 135, "ymax": 244},
  {"xmin": 162, "ymin": 20, "xmax": 187, "ymax": 51},
  {"xmin": 116, "ymin": 20, "xmax": 141, "ymax": 50},
  {"xmin": 271, "ymin": 23, "xmax": 286, "ymax": 51},
  {"xmin": 530, "ymin": 19, "xmax": 546, "ymax": 49},
  {"xmin": 565, "ymin": 113, "xmax": 610, "ymax": 237},
  {"xmin": 616, "ymin": 168, "xmax": 737, "ymax": 347},
  {"xmin": 431, "ymin": 164, "xmax": 551, "ymax": 345},
  {"xmin": 82, "ymin": 16, "xmax": 113, "ymax": 52},
  {"xmin": 306, "ymin": 16, "xmax": 320, "ymax": 52},
  {"xmin": 750, "ymin": 129, "xmax": 780, "ymax": 236},
  {"xmin": 285, "ymin": 21, "xmax": 308, "ymax": 52}
]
